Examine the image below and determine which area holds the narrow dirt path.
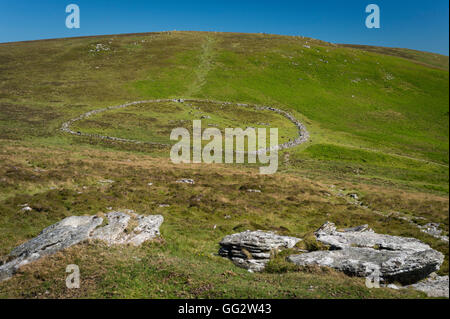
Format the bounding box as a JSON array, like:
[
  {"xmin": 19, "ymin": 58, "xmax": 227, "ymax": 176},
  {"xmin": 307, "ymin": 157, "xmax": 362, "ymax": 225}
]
[{"xmin": 185, "ymin": 36, "xmax": 215, "ymax": 97}]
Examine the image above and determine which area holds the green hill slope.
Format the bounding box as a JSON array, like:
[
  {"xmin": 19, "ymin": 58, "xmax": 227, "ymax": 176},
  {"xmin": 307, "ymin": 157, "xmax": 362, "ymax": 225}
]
[
  {"xmin": 1, "ymin": 31, "xmax": 448, "ymax": 172},
  {"xmin": 338, "ymin": 43, "xmax": 449, "ymax": 71},
  {"xmin": 0, "ymin": 31, "xmax": 448, "ymax": 298}
]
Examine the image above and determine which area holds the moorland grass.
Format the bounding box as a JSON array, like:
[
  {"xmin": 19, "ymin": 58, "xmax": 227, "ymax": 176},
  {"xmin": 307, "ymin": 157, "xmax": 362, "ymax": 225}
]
[{"xmin": 0, "ymin": 31, "xmax": 448, "ymax": 298}]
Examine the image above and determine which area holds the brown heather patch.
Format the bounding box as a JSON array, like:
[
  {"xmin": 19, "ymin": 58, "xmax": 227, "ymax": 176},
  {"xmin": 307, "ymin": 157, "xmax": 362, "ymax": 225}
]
[{"xmin": 0, "ymin": 140, "xmax": 447, "ymax": 297}]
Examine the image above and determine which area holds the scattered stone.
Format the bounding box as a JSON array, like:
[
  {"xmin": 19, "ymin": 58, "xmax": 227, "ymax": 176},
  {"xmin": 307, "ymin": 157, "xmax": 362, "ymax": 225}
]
[
  {"xmin": 219, "ymin": 230, "xmax": 301, "ymax": 272},
  {"xmin": 418, "ymin": 223, "xmax": 449, "ymax": 242},
  {"xmin": 147, "ymin": 182, "xmax": 153, "ymax": 186},
  {"xmin": 159, "ymin": 204, "xmax": 170, "ymax": 208},
  {"xmin": 0, "ymin": 211, "xmax": 163, "ymax": 282},
  {"xmin": 348, "ymin": 193, "xmax": 359, "ymax": 200},
  {"xmin": 89, "ymin": 43, "xmax": 110, "ymax": 52},
  {"xmin": 176, "ymin": 178, "xmax": 195, "ymax": 185},
  {"xmin": 341, "ymin": 189, "xmax": 449, "ymax": 244},
  {"xmin": 190, "ymin": 194, "xmax": 203, "ymax": 202},
  {"xmin": 288, "ymin": 222, "xmax": 444, "ymax": 285},
  {"xmin": 247, "ymin": 189, "xmax": 261, "ymax": 193},
  {"xmin": 384, "ymin": 73, "xmax": 394, "ymax": 81}
]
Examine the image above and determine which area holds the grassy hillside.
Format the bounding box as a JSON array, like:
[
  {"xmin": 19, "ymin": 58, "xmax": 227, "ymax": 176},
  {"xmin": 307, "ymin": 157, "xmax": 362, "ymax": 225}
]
[
  {"xmin": 338, "ymin": 44, "xmax": 449, "ymax": 71},
  {"xmin": 0, "ymin": 31, "xmax": 448, "ymax": 298}
]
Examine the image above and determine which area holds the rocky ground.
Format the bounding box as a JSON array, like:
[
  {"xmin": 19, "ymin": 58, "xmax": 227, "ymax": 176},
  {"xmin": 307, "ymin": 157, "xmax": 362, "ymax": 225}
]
[
  {"xmin": 219, "ymin": 222, "xmax": 448, "ymax": 297},
  {"xmin": 0, "ymin": 211, "xmax": 163, "ymax": 282},
  {"xmin": 3, "ymin": 212, "xmax": 446, "ymax": 297}
]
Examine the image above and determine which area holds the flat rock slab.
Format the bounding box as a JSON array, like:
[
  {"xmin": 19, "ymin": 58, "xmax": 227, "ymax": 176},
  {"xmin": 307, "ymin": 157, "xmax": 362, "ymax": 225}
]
[
  {"xmin": 288, "ymin": 222, "xmax": 444, "ymax": 285},
  {"xmin": 10, "ymin": 216, "xmax": 103, "ymax": 260},
  {"xmin": 92, "ymin": 211, "xmax": 163, "ymax": 246},
  {"xmin": 219, "ymin": 230, "xmax": 301, "ymax": 272},
  {"xmin": 288, "ymin": 247, "xmax": 443, "ymax": 285},
  {"xmin": 0, "ymin": 211, "xmax": 163, "ymax": 282},
  {"xmin": 315, "ymin": 221, "xmax": 431, "ymax": 252}
]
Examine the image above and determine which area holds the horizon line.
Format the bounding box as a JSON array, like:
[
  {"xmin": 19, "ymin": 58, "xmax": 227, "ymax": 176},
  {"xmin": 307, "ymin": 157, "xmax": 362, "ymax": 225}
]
[{"xmin": 0, "ymin": 30, "xmax": 448, "ymax": 57}]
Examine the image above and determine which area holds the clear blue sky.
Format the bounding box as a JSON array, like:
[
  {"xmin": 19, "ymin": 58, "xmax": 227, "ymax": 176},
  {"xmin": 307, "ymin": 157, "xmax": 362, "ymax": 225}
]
[{"xmin": 0, "ymin": 0, "xmax": 448, "ymax": 55}]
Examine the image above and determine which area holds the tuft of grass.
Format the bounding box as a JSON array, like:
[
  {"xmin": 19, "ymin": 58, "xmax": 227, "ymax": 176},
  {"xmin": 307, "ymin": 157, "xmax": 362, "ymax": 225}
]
[
  {"xmin": 265, "ymin": 249, "xmax": 301, "ymax": 274},
  {"xmin": 297, "ymin": 233, "xmax": 329, "ymax": 252}
]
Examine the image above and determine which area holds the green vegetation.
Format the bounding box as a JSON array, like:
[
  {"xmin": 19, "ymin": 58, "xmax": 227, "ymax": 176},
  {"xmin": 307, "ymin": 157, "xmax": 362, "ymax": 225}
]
[
  {"xmin": 71, "ymin": 100, "xmax": 299, "ymax": 148},
  {"xmin": 338, "ymin": 44, "xmax": 449, "ymax": 71},
  {"xmin": 0, "ymin": 31, "xmax": 448, "ymax": 299}
]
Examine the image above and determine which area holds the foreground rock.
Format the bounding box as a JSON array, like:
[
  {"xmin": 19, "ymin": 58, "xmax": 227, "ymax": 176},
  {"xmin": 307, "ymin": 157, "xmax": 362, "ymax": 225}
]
[
  {"xmin": 288, "ymin": 222, "xmax": 444, "ymax": 285},
  {"xmin": 0, "ymin": 216, "xmax": 103, "ymax": 281},
  {"xmin": 219, "ymin": 230, "xmax": 301, "ymax": 272},
  {"xmin": 288, "ymin": 247, "xmax": 443, "ymax": 285},
  {"xmin": 407, "ymin": 274, "xmax": 449, "ymax": 298},
  {"xmin": 0, "ymin": 211, "xmax": 163, "ymax": 282},
  {"xmin": 314, "ymin": 222, "xmax": 432, "ymax": 252},
  {"xmin": 92, "ymin": 211, "xmax": 163, "ymax": 246}
]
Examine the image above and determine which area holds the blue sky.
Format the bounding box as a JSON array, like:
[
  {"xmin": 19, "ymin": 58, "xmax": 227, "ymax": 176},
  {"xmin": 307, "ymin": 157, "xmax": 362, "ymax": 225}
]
[{"xmin": 0, "ymin": 0, "xmax": 448, "ymax": 55}]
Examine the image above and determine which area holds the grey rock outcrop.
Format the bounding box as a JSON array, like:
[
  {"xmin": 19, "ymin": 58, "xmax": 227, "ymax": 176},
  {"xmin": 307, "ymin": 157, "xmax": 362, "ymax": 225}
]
[
  {"xmin": 407, "ymin": 274, "xmax": 449, "ymax": 298},
  {"xmin": 219, "ymin": 230, "xmax": 301, "ymax": 272},
  {"xmin": 0, "ymin": 215, "xmax": 103, "ymax": 282},
  {"xmin": 0, "ymin": 211, "xmax": 163, "ymax": 282},
  {"xmin": 288, "ymin": 222, "xmax": 444, "ymax": 285},
  {"xmin": 314, "ymin": 221, "xmax": 432, "ymax": 252},
  {"xmin": 288, "ymin": 247, "xmax": 443, "ymax": 285},
  {"xmin": 92, "ymin": 211, "xmax": 163, "ymax": 246}
]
